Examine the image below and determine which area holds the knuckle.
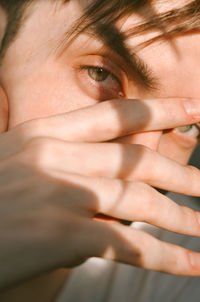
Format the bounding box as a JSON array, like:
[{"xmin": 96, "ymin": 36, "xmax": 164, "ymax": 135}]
[
  {"xmin": 185, "ymin": 249, "xmax": 197, "ymax": 273},
  {"xmin": 166, "ymin": 247, "xmax": 183, "ymax": 273},
  {"xmin": 163, "ymin": 245, "xmax": 192, "ymax": 275},
  {"xmin": 186, "ymin": 165, "xmax": 200, "ymax": 193},
  {"xmin": 23, "ymin": 137, "xmax": 53, "ymax": 169},
  {"xmin": 122, "ymin": 228, "xmax": 153, "ymax": 268},
  {"xmin": 142, "ymin": 192, "xmax": 157, "ymax": 221},
  {"xmin": 130, "ymin": 233, "xmax": 156, "ymax": 268},
  {"xmin": 16, "ymin": 120, "xmax": 41, "ymax": 141},
  {"xmin": 131, "ymin": 182, "xmax": 155, "ymax": 220},
  {"xmin": 133, "ymin": 145, "xmax": 156, "ymax": 181}
]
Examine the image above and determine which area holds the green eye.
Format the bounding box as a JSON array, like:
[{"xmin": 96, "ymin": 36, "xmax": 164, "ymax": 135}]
[
  {"xmin": 176, "ymin": 124, "xmax": 200, "ymax": 139},
  {"xmin": 177, "ymin": 125, "xmax": 193, "ymax": 133},
  {"xmin": 87, "ymin": 67, "xmax": 110, "ymax": 82}
]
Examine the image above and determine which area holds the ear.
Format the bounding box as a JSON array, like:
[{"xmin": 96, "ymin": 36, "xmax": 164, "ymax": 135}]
[{"xmin": 0, "ymin": 86, "xmax": 8, "ymax": 133}]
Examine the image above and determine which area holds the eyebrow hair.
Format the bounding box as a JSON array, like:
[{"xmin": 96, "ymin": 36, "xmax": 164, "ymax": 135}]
[
  {"xmin": 57, "ymin": 0, "xmax": 200, "ymax": 92},
  {"xmin": 94, "ymin": 21, "xmax": 158, "ymax": 90},
  {"xmin": 57, "ymin": 20, "xmax": 158, "ymax": 91}
]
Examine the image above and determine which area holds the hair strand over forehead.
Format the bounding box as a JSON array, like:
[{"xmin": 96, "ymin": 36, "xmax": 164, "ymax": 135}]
[{"xmin": 0, "ymin": 0, "xmax": 200, "ymax": 59}]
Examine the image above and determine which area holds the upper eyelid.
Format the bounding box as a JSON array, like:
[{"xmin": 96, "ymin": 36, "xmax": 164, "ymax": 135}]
[
  {"xmin": 81, "ymin": 65, "xmax": 121, "ymax": 83},
  {"xmin": 76, "ymin": 63, "xmax": 124, "ymax": 100},
  {"xmin": 75, "ymin": 54, "xmax": 127, "ymax": 81}
]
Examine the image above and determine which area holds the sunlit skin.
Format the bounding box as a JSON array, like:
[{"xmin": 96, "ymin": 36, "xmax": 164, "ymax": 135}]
[
  {"xmin": 0, "ymin": 0, "xmax": 199, "ymax": 162},
  {"xmin": 0, "ymin": 0, "xmax": 200, "ymax": 301}
]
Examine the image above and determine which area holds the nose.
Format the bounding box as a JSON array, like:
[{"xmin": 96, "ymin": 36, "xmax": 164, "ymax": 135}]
[{"xmin": 115, "ymin": 130, "xmax": 163, "ymax": 151}]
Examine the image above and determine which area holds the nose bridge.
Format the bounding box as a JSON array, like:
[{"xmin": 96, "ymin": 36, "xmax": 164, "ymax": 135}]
[{"xmin": 119, "ymin": 131, "xmax": 163, "ymax": 151}]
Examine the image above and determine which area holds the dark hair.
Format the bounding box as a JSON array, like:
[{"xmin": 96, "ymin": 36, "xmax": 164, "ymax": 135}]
[
  {"xmin": 0, "ymin": 0, "xmax": 34, "ymax": 58},
  {"xmin": 60, "ymin": 0, "xmax": 200, "ymax": 88},
  {"xmin": 0, "ymin": 0, "xmax": 200, "ymax": 69}
]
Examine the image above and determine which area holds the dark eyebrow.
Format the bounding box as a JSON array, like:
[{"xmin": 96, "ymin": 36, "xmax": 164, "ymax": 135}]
[
  {"xmin": 93, "ymin": 22, "xmax": 159, "ymax": 90},
  {"xmin": 56, "ymin": 20, "xmax": 159, "ymax": 91}
]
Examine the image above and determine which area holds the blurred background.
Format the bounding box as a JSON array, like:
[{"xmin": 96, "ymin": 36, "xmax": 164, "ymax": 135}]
[{"xmin": 190, "ymin": 143, "xmax": 200, "ymax": 168}]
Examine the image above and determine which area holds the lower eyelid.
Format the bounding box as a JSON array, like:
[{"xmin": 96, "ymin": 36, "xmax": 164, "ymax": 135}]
[
  {"xmin": 77, "ymin": 66, "xmax": 124, "ymax": 100},
  {"xmin": 171, "ymin": 127, "xmax": 199, "ymax": 147},
  {"xmin": 175, "ymin": 125, "xmax": 200, "ymax": 137}
]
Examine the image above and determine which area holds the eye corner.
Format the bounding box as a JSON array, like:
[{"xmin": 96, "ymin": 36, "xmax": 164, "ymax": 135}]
[
  {"xmin": 76, "ymin": 62, "xmax": 125, "ymax": 101},
  {"xmin": 172, "ymin": 125, "xmax": 200, "ymax": 148}
]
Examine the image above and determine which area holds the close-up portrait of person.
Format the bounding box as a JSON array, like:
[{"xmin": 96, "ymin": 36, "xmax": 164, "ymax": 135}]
[{"xmin": 0, "ymin": 0, "xmax": 200, "ymax": 301}]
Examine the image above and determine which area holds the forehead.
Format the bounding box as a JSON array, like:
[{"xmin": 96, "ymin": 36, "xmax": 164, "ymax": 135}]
[
  {"xmin": 3, "ymin": 0, "xmax": 194, "ymax": 55},
  {"xmin": 2, "ymin": 0, "xmax": 200, "ymax": 98}
]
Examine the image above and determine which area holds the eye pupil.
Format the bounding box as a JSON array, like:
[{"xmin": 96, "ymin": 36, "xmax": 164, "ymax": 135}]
[{"xmin": 88, "ymin": 67, "xmax": 109, "ymax": 82}]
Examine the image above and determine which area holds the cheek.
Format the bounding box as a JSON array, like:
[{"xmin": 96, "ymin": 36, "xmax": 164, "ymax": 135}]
[
  {"xmin": 158, "ymin": 132, "xmax": 195, "ymax": 165},
  {"xmin": 7, "ymin": 67, "xmax": 98, "ymax": 129}
]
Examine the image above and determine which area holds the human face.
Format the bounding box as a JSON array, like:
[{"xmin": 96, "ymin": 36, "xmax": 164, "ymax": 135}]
[{"xmin": 0, "ymin": 0, "xmax": 199, "ymax": 164}]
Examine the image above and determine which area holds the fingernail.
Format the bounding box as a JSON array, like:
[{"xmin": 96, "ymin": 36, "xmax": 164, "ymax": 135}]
[
  {"xmin": 189, "ymin": 252, "xmax": 200, "ymax": 269},
  {"xmin": 183, "ymin": 99, "xmax": 200, "ymax": 118}
]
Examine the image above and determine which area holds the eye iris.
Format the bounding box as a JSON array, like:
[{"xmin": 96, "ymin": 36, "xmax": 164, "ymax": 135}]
[
  {"xmin": 177, "ymin": 125, "xmax": 192, "ymax": 133},
  {"xmin": 88, "ymin": 67, "xmax": 109, "ymax": 82}
]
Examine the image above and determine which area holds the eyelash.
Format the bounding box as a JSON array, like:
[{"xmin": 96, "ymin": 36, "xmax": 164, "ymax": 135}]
[
  {"xmin": 77, "ymin": 64, "xmax": 124, "ymax": 100},
  {"xmin": 76, "ymin": 63, "xmax": 200, "ymax": 146},
  {"xmin": 82, "ymin": 65, "xmax": 119, "ymax": 80}
]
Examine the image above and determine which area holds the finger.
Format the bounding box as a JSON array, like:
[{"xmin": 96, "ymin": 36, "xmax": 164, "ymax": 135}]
[
  {"xmin": 86, "ymin": 219, "xmax": 200, "ymax": 276},
  {"xmin": 22, "ymin": 98, "xmax": 200, "ymax": 142},
  {"xmin": 95, "ymin": 180, "xmax": 200, "ymax": 237},
  {"xmin": 25, "ymin": 138, "xmax": 200, "ymax": 196},
  {"xmin": 44, "ymin": 170, "xmax": 200, "ymax": 237}
]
